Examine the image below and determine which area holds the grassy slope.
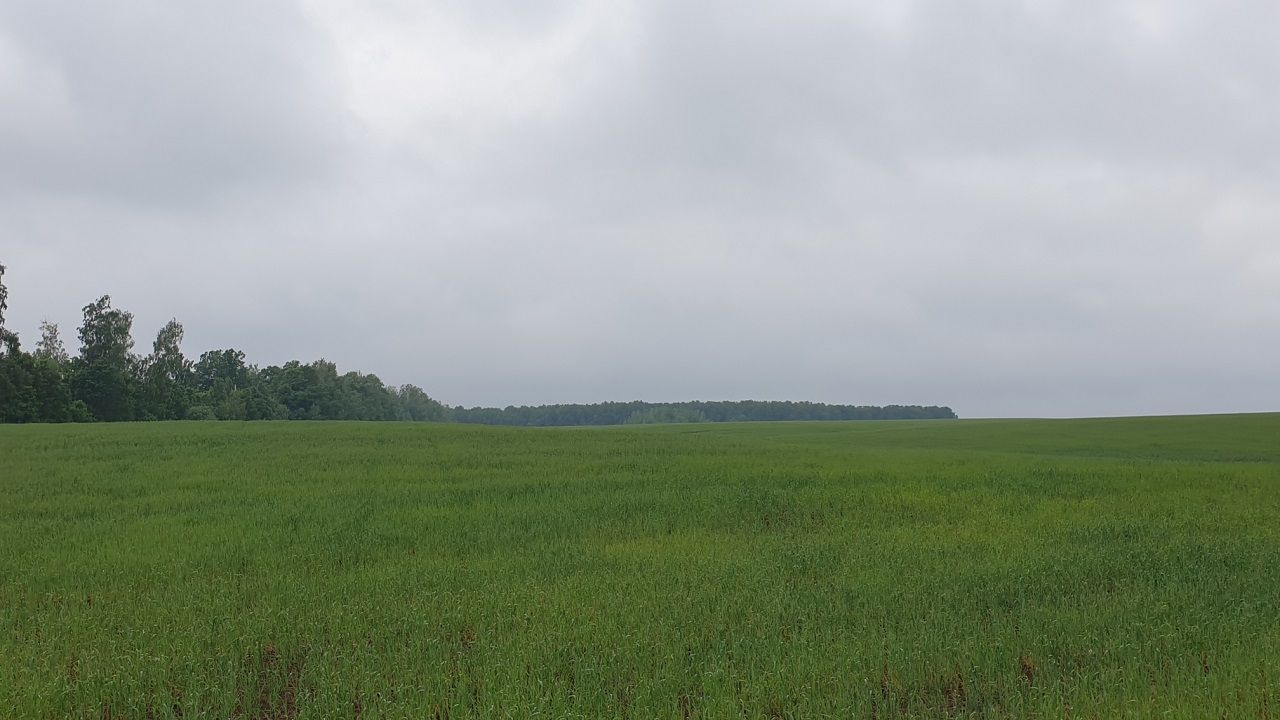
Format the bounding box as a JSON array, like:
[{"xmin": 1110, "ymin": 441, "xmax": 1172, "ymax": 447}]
[{"xmin": 1, "ymin": 415, "xmax": 1278, "ymax": 718}]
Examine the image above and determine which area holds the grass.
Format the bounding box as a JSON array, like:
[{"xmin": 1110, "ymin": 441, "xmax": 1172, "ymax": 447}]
[{"xmin": 1, "ymin": 414, "xmax": 1279, "ymax": 718}]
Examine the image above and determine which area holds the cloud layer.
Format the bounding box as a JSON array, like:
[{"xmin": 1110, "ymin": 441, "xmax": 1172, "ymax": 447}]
[{"xmin": 3, "ymin": 0, "xmax": 1278, "ymax": 416}]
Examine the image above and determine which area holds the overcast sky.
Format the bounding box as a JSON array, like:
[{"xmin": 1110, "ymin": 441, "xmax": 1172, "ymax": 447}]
[{"xmin": 2, "ymin": 1, "xmax": 1278, "ymax": 417}]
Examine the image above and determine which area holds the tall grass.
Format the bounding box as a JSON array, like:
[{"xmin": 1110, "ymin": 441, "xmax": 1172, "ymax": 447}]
[{"xmin": 2, "ymin": 415, "xmax": 1278, "ymax": 717}]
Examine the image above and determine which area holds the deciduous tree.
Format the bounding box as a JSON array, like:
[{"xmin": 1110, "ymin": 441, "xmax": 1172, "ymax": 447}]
[
  {"xmin": 71, "ymin": 295, "xmax": 137, "ymax": 421},
  {"xmin": 142, "ymin": 319, "xmax": 193, "ymax": 420},
  {"xmin": 34, "ymin": 321, "xmax": 68, "ymax": 366}
]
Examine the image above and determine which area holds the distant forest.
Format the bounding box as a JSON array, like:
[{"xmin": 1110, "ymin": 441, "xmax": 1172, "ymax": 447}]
[
  {"xmin": 0, "ymin": 265, "xmax": 956, "ymax": 425},
  {"xmin": 452, "ymin": 401, "xmax": 956, "ymax": 426}
]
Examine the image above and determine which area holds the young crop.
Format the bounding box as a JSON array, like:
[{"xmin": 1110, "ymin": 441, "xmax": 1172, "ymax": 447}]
[{"xmin": 1, "ymin": 415, "xmax": 1278, "ymax": 717}]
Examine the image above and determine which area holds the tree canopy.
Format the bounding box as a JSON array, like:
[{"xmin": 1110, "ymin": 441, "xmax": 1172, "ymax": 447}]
[
  {"xmin": 0, "ymin": 263, "xmax": 956, "ymax": 424},
  {"xmin": 453, "ymin": 400, "xmax": 956, "ymax": 426}
]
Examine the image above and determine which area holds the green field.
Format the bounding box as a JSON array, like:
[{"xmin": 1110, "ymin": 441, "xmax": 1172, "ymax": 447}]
[{"xmin": 2, "ymin": 415, "xmax": 1279, "ymax": 718}]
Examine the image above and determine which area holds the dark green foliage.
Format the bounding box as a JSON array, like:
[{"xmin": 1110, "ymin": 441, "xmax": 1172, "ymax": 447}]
[
  {"xmin": 0, "ymin": 264, "xmax": 16, "ymax": 357},
  {"xmin": 398, "ymin": 384, "xmax": 447, "ymax": 421},
  {"xmin": 0, "ymin": 263, "xmax": 9, "ymax": 347},
  {"xmin": 454, "ymin": 400, "xmax": 958, "ymax": 426},
  {"xmin": 0, "ymin": 308, "xmax": 79, "ymax": 423},
  {"xmin": 192, "ymin": 349, "xmax": 255, "ymax": 420},
  {"xmin": 337, "ymin": 370, "xmax": 401, "ymax": 420},
  {"xmin": 0, "ymin": 264, "xmax": 454, "ymax": 424},
  {"xmin": 28, "ymin": 358, "xmax": 73, "ymax": 422},
  {"xmin": 70, "ymin": 296, "xmax": 137, "ymax": 421},
  {"xmin": 140, "ymin": 319, "xmax": 192, "ymax": 421},
  {"xmin": 193, "ymin": 348, "xmax": 251, "ymax": 396},
  {"xmin": 0, "ymin": 264, "xmax": 949, "ymax": 425},
  {"xmin": 625, "ymin": 405, "xmax": 709, "ymax": 424},
  {"xmin": 33, "ymin": 321, "xmax": 68, "ymax": 365},
  {"xmin": 0, "ymin": 348, "xmax": 73, "ymax": 422}
]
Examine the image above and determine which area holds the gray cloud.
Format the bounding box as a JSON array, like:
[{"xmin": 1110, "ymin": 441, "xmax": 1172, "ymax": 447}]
[
  {"xmin": 0, "ymin": 1, "xmax": 350, "ymax": 205},
  {"xmin": 2, "ymin": 0, "xmax": 1278, "ymax": 417}
]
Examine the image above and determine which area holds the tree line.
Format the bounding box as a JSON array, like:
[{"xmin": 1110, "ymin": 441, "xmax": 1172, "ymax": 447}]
[
  {"xmin": 0, "ymin": 265, "xmax": 446, "ymax": 423},
  {"xmin": 451, "ymin": 400, "xmax": 956, "ymax": 426},
  {"xmin": 0, "ymin": 264, "xmax": 956, "ymax": 425}
]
